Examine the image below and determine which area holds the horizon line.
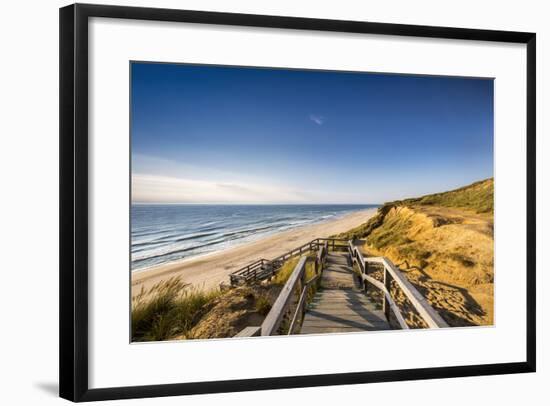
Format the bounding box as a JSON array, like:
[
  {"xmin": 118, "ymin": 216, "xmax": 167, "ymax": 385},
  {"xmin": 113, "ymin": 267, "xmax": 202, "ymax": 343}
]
[{"xmin": 130, "ymin": 202, "xmax": 382, "ymax": 206}]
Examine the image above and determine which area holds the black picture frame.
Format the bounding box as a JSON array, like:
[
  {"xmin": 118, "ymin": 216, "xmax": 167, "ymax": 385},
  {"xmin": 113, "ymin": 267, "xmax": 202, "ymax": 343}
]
[{"xmin": 59, "ymin": 3, "xmax": 536, "ymax": 402}]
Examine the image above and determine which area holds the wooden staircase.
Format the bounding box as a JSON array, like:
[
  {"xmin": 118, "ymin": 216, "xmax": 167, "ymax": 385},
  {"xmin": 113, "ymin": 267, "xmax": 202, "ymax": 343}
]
[
  {"xmin": 235, "ymin": 239, "xmax": 448, "ymax": 338},
  {"xmin": 300, "ymin": 252, "xmax": 390, "ymax": 334}
]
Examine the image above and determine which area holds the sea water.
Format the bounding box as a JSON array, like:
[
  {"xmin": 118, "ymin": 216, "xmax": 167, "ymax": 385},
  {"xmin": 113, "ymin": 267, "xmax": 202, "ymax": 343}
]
[{"xmin": 131, "ymin": 204, "xmax": 377, "ymax": 271}]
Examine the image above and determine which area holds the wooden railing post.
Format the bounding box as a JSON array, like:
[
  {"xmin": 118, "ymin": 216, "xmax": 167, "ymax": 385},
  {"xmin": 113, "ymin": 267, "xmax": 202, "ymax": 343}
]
[
  {"xmin": 299, "ymin": 268, "xmax": 307, "ymax": 327},
  {"xmin": 383, "ymin": 267, "xmax": 391, "ymax": 321},
  {"xmin": 362, "ymin": 255, "xmax": 368, "ymax": 295},
  {"xmin": 261, "ymin": 256, "xmax": 308, "ymax": 336},
  {"xmin": 232, "ymin": 238, "xmax": 428, "ymax": 294}
]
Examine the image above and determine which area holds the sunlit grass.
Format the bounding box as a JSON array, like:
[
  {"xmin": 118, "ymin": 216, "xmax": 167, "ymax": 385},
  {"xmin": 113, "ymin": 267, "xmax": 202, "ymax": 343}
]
[
  {"xmin": 271, "ymin": 254, "xmax": 317, "ymax": 285},
  {"xmin": 254, "ymin": 294, "xmax": 272, "ymax": 316},
  {"xmin": 131, "ymin": 276, "xmax": 221, "ymax": 342},
  {"xmin": 395, "ymin": 178, "xmax": 494, "ymax": 214},
  {"xmin": 336, "ymin": 178, "xmax": 493, "ymax": 242}
]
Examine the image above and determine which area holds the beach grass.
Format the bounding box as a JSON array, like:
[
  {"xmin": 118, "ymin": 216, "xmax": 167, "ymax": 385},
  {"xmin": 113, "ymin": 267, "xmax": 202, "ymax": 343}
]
[
  {"xmin": 392, "ymin": 177, "xmax": 494, "ymax": 214},
  {"xmin": 336, "ymin": 178, "xmax": 493, "ymax": 242},
  {"xmin": 271, "ymin": 254, "xmax": 319, "ymax": 330},
  {"xmin": 271, "ymin": 254, "xmax": 317, "ymax": 285},
  {"xmin": 131, "ymin": 276, "xmax": 221, "ymax": 342},
  {"xmin": 132, "ymin": 253, "xmax": 318, "ymax": 341},
  {"xmin": 254, "ymin": 294, "xmax": 272, "ymax": 316}
]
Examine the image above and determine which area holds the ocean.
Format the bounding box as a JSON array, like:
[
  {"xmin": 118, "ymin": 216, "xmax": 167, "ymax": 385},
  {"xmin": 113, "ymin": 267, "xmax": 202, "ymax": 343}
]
[{"xmin": 131, "ymin": 204, "xmax": 377, "ymax": 271}]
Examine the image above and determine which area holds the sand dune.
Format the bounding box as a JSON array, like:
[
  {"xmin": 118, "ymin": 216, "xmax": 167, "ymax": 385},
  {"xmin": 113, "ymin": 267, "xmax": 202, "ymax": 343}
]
[
  {"xmin": 131, "ymin": 208, "xmax": 377, "ymax": 297},
  {"xmin": 337, "ymin": 178, "xmax": 495, "ymax": 327}
]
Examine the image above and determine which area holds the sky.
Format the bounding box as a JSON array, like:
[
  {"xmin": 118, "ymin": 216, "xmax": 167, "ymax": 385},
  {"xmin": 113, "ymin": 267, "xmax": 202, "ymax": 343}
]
[{"xmin": 131, "ymin": 62, "xmax": 494, "ymax": 204}]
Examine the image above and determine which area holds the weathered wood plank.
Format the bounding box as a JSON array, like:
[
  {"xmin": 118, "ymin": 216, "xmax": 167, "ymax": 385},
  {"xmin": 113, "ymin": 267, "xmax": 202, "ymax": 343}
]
[
  {"xmin": 350, "ymin": 246, "xmax": 446, "ymax": 329},
  {"xmin": 302, "ymin": 317, "xmax": 389, "ymax": 328},
  {"xmin": 305, "ymin": 310, "xmax": 385, "ymax": 318},
  {"xmin": 234, "ymin": 326, "xmax": 261, "ymax": 337},
  {"xmin": 366, "ymin": 256, "xmax": 448, "ymax": 328},
  {"xmin": 307, "ymin": 310, "xmax": 386, "ymax": 321},
  {"xmin": 300, "ymin": 251, "xmax": 391, "ymax": 334},
  {"xmin": 261, "ymin": 256, "xmax": 307, "ymax": 336},
  {"xmin": 300, "ymin": 326, "xmax": 389, "ymax": 334},
  {"xmin": 313, "ymin": 292, "xmax": 366, "ymax": 298},
  {"xmin": 312, "ymin": 297, "xmax": 372, "ymax": 306},
  {"xmin": 310, "ymin": 296, "xmax": 374, "ymax": 302},
  {"xmin": 308, "ymin": 304, "xmax": 378, "ymax": 311},
  {"xmin": 301, "ymin": 322, "xmax": 390, "ymax": 331},
  {"xmin": 287, "ymin": 273, "xmax": 321, "ymax": 335}
]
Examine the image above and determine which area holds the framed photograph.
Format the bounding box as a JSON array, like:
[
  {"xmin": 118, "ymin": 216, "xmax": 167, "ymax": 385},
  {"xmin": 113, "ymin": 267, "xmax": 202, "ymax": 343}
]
[{"xmin": 59, "ymin": 3, "xmax": 536, "ymax": 402}]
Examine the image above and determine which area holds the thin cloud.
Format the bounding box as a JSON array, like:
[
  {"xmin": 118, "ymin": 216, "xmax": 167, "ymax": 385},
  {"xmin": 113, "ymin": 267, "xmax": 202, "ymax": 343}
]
[
  {"xmin": 309, "ymin": 114, "xmax": 325, "ymax": 125},
  {"xmin": 131, "ymin": 173, "xmax": 312, "ymax": 204}
]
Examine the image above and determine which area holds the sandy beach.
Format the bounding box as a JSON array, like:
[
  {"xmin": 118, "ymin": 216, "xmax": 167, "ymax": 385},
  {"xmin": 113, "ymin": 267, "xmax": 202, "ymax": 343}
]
[{"xmin": 131, "ymin": 208, "xmax": 376, "ymax": 296}]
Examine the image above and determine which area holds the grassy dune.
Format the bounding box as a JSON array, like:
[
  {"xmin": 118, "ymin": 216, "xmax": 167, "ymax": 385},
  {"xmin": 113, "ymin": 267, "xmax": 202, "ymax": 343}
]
[
  {"xmin": 189, "ymin": 254, "xmax": 318, "ymax": 339},
  {"xmin": 132, "ymin": 256, "xmax": 319, "ymax": 341},
  {"xmin": 131, "ymin": 277, "xmax": 221, "ymax": 341},
  {"xmin": 339, "ymin": 178, "xmax": 494, "ymax": 327},
  {"xmin": 394, "ymin": 178, "xmax": 493, "ymax": 213},
  {"xmin": 185, "ymin": 284, "xmax": 280, "ymax": 339}
]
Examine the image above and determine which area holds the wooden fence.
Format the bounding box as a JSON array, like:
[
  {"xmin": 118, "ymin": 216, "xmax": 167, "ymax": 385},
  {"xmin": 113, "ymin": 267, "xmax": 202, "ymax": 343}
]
[
  {"xmin": 234, "ymin": 238, "xmax": 448, "ymax": 337},
  {"xmin": 349, "ymin": 242, "xmax": 448, "ymax": 329},
  {"xmin": 229, "ymin": 238, "xmax": 348, "ymax": 286},
  {"xmin": 237, "ymin": 242, "xmax": 329, "ymax": 337}
]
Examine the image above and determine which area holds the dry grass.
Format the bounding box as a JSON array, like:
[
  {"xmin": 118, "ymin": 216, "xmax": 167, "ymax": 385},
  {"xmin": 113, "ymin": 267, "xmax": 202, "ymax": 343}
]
[
  {"xmin": 361, "ymin": 205, "xmax": 494, "ymax": 326},
  {"xmin": 187, "ymin": 285, "xmax": 281, "ymax": 339},
  {"xmin": 189, "ymin": 254, "xmax": 319, "ymax": 338},
  {"xmin": 132, "ymin": 252, "xmax": 319, "ymax": 341},
  {"xmin": 337, "ymin": 178, "xmax": 494, "ymax": 327},
  {"xmin": 254, "ymin": 294, "xmax": 272, "ymax": 316},
  {"xmin": 337, "ymin": 178, "xmax": 493, "ymax": 242},
  {"xmin": 396, "ymin": 178, "xmax": 494, "ymax": 214},
  {"xmin": 271, "ymin": 254, "xmax": 317, "ymax": 285},
  {"xmin": 131, "ymin": 276, "xmax": 221, "ymax": 342}
]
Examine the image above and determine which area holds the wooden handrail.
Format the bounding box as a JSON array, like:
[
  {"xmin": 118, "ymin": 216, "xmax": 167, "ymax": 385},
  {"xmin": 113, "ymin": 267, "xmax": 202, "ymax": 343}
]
[
  {"xmin": 234, "ymin": 326, "xmax": 261, "ymax": 337},
  {"xmin": 366, "ymin": 256, "xmax": 448, "ymax": 328},
  {"xmin": 361, "ymin": 274, "xmax": 409, "ymax": 329},
  {"xmin": 287, "ymin": 243, "xmax": 327, "ymax": 334},
  {"xmin": 238, "ymin": 244, "xmax": 329, "ymax": 337},
  {"xmin": 287, "ymin": 273, "xmax": 321, "ymax": 334},
  {"xmin": 230, "ymin": 238, "xmax": 348, "ymax": 285},
  {"xmin": 236, "ymin": 239, "xmax": 447, "ymax": 337},
  {"xmin": 261, "ymin": 256, "xmax": 308, "ymax": 336},
  {"xmin": 350, "ymin": 245, "xmax": 448, "ymax": 329}
]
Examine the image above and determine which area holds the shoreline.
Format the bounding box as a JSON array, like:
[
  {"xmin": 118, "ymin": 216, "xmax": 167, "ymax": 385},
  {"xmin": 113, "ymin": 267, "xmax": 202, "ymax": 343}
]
[
  {"xmin": 131, "ymin": 208, "xmax": 377, "ymax": 297},
  {"xmin": 132, "ymin": 207, "xmax": 374, "ymax": 274}
]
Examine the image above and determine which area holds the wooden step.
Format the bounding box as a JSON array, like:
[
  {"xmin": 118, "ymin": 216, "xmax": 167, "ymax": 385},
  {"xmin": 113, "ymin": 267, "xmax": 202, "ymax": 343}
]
[
  {"xmin": 327, "ymin": 257, "xmax": 349, "ymax": 263},
  {"xmin": 310, "ymin": 296, "xmax": 374, "ymax": 302},
  {"xmin": 298, "ymin": 250, "xmax": 391, "ymax": 335},
  {"xmin": 311, "ymin": 293, "xmax": 369, "ymax": 300},
  {"xmin": 301, "ymin": 319, "xmax": 390, "ymax": 330},
  {"xmin": 300, "ymin": 327, "xmax": 370, "ymax": 334},
  {"xmin": 308, "ymin": 304, "xmax": 380, "ymax": 312},
  {"xmin": 310, "ymin": 299, "xmax": 375, "ymax": 307},
  {"xmin": 306, "ymin": 310, "xmax": 387, "ymax": 322},
  {"xmin": 325, "ymin": 258, "xmax": 350, "ymax": 263}
]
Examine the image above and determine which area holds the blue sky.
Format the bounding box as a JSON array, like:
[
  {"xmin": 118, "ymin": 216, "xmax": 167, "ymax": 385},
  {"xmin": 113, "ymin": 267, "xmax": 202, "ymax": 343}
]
[{"xmin": 131, "ymin": 62, "xmax": 493, "ymax": 204}]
